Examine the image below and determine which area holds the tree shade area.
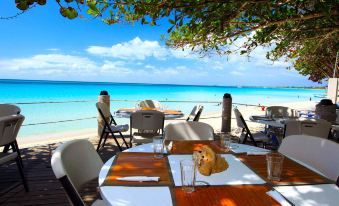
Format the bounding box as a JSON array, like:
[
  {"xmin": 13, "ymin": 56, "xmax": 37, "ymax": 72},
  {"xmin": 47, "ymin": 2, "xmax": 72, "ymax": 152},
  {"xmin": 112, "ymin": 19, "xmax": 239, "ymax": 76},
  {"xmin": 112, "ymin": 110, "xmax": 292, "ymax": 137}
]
[{"xmin": 12, "ymin": 0, "xmax": 339, "ymax": 82}]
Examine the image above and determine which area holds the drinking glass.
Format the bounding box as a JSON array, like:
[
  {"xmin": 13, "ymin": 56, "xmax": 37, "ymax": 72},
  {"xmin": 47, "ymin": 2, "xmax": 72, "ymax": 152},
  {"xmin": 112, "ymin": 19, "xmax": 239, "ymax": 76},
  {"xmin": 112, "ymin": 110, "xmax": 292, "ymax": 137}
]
[
  {"xmin": 153, "ymin": 136, "xmax": 164, "ymax": 158},
  {"xmin": 180, "ymin": 159, "xmax": 196, "ymax": 193},
  {"xmin": 220, "ymin": 132, "xmax": 232, "ymax": 151},
  {"xmin": 266, "ymin": 153, "xmax": 284, "ymax": 181}
]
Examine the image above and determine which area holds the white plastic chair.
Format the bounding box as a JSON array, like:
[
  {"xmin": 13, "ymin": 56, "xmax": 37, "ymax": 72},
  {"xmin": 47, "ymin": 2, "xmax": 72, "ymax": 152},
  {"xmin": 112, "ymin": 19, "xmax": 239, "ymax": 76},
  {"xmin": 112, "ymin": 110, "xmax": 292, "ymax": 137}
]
[
  {"xmin": 51, "ymin": 139, "xmax": 105, "ymax": 206},
  {"xmin": 279, "ymin": 135, "xmax": 339, "ymax": 181},
  {"xmin": 138, "ymin": 100, "xmax": 162, "ymax": 109},
  {"xmin": 0, "ymin": 104, "xmax": 21, "ymax": 117},
  {"xmin": 164, "ymin": 121, "xmax": 214, "ymax": 140},
  {"xmin": 266, "ymin": 106, "xmax": 298, "ymax": 118},
  {"xmin": 130, "ymin": 110, "xmax": 165, "ymax": 144},
  {"xmin": 186, "ymin": 105, "xmax": 203, "ymax": 121},
  {"xmin": 0, "ymin": 114, "xmax": 28, "ymax": 191},
  {"xmin": 284, "ymin": 118, "xmax": 331, "ymax": 138}
]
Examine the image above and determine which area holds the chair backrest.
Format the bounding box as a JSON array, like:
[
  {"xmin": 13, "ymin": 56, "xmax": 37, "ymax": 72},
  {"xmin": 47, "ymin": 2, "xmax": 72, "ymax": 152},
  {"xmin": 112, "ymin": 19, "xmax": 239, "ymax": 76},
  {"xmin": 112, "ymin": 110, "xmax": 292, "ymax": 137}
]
[
  {"xmin": 233, "ymin": 108, "xmax": 246, "ymax": 129},
  {"xmin": 139, "ymin": 100, "xmax": 162, "ymax": 109},
  {"xmin": 186, "ymin": 105, "xmax": 203, "ymax": 121},
  {"xmin": 0, "ymin": 104, "xmax": 21, "ymax": 117},
  {"xmin": 284, "ymin": 119, "xmax": 331, "ymax": 138},
  {"xmin": 279, "ymin": 135, "xmax": 339, "ymax": 181},
  {"xmin": 51, "ymin": 139, "xmax": 103, "ymax": 206},
  {"xmin": 266, "ymin": 106, "xmax": 297, "ymax": 118},
  {"xmin": 0, "ymin": 115, "xmax": 25, "ymax": 146},
  {"xmin": 164, "ymin": 121, "xmax": 214, "ymax": 140},
  {"xmin": 130, "ymin": 110, "xmax": 164, "ymax": 131}
]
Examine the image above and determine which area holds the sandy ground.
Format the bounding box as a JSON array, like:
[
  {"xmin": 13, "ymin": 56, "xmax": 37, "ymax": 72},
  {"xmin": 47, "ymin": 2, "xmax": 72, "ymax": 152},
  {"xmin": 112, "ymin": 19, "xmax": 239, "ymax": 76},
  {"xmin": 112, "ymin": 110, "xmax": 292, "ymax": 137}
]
[{"xmin": 17, "ymin": 100, "xmax": 318, "ymax": 148}]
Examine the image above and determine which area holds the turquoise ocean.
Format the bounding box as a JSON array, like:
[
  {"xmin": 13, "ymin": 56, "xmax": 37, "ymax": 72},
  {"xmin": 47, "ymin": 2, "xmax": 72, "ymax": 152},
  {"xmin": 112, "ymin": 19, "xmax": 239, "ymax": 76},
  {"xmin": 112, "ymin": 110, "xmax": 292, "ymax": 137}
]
[{"xmin": 0, "ymin": 79, "xmax": 325, "ymax": 138}]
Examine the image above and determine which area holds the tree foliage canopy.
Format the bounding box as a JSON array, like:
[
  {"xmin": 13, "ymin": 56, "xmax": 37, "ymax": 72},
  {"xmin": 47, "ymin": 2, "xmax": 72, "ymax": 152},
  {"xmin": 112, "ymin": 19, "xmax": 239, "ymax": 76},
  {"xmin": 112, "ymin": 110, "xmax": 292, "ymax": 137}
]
[{"xmin": 12, "ymin": 0, "xmax": 339, "ymax": 82}]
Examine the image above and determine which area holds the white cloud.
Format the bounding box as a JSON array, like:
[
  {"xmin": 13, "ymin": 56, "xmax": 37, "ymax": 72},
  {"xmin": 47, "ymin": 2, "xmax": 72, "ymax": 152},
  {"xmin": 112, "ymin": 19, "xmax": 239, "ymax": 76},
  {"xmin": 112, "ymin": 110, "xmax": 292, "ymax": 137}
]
[
  {"xmin": 100, "ymin": 60, "xmax": 132, "ymax": 75},
  {"xmin": 86, "ymin": 37, "xmax": 168, "ymax": 60},
  {"xmin": 0, "ymin": 54, "xmax": 97, "ymax": 72}
]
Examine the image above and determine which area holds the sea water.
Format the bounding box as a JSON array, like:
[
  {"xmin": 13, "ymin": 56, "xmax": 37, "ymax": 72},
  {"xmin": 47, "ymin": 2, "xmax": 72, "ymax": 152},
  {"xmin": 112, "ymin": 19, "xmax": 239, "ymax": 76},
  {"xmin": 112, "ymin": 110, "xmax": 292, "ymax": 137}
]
[{"xmin": 0, "ymin": 79, "xmax": 325, "ymax": 138}]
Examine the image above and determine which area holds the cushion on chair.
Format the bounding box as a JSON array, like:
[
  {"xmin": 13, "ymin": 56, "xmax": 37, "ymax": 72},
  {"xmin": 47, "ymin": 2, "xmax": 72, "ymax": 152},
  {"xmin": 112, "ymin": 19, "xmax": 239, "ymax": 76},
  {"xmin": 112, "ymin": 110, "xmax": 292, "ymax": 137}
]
[
  {"xmin": 0, "ymin": 152, "xmax": 18, "ymax": 165},
  {"xmin": 105, "ymin": 124, "xmax": 129, "ymax": 133}
]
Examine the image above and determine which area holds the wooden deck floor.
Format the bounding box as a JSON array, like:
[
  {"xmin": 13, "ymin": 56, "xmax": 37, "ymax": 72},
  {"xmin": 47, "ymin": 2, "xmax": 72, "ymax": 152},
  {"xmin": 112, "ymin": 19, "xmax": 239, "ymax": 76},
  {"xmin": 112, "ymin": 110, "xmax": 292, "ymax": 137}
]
[{"xmin": 0, "ymin": 138, "xmax": 126, "ymax": 206}]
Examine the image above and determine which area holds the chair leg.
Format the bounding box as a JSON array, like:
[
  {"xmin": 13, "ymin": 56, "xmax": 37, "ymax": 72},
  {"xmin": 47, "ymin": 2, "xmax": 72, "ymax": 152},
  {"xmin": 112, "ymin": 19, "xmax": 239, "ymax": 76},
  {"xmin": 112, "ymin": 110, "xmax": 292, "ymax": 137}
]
[
  {"xmin": 101, "ymin": 132, "xmax": 110, "ymax": 150},
  {"xmin": 96, "ymin": 131, "xmax": 106, "ymax": 151},
  {"xmin": 14, "ymin": 141, "xmax": 24, "ymax": 168},
  {"xmin": 16, "ymin": 157, "xmax": 29, "ymax": 192},
  {"xmin": 118, "ymin": 132, "xmax": 129, "ymax": 149},
  {"xmin": 108, "ymin": 132, "xmax": 123, "ymax": 151},
  {"xmin": 248, "ymin": 133, "xmax": 258, "ymax": 147}
]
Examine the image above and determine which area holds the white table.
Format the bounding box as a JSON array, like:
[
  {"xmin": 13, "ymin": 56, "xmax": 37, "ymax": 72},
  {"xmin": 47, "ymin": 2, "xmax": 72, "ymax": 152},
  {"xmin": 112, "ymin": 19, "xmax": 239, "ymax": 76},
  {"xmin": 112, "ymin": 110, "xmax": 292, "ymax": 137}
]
[
  {"xmin": 98, "ymin": 143, "xmax": 269, "ymax": 206},
  {"xmin": 98, "ymin": 142, "xmax": 339, "ymax": 206}
]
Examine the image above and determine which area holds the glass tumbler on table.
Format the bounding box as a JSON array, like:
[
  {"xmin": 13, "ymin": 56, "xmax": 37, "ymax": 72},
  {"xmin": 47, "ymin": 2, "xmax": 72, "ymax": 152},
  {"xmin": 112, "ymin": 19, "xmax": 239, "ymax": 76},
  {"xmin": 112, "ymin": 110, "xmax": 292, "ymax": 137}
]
[
  {"xmin": 180, "ymin": 159, "xmax": 196, "ymax": 193},
  {"xmin": 220, "ymin": 132, "xmax": 232, "ymax": 151},
  {"xmin": 266, "ymin": 153, "xmax": 284, "ymax": 181},
  {"xmin": 153, "ymin": 136, "xmax": 164, "ymax": 158}
]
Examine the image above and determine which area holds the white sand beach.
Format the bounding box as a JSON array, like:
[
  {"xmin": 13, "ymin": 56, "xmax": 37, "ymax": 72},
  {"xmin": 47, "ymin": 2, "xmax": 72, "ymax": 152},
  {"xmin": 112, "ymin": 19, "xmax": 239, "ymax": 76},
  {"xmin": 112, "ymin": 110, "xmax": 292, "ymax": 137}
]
[{"xmin": 17, "ymin": 100, "xmax": 318, "ymax": 148}]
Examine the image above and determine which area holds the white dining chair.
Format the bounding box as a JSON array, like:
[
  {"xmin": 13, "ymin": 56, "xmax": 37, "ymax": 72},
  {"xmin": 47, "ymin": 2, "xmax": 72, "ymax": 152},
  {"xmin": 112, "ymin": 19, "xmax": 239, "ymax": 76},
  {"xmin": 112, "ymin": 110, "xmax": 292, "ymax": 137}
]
[
  {"xmin": 130, "ymin": 110, "xmax": 165, "ymax": 144},
  {"xmin": 266, "ymin": 106, "xmax": 298, "ymax": 118},
  {"xmin": 0, "ymin": 104, "xmax": 21, "ymax": 117},
  {"xmin": 164, "ymin": 121, "xmax": 214, "ymax": 140},
  {"xmin": 51, "ymin": 139, "xmax": 105, "ymax": 206},
  {"xmin": 279, "ymin": 135, "xmax": 339, "ymax": 181},
  {"xmin": 284, "ymin": 118, "xmax": 332, "ymax": 138},
  {"xmin": 138, "ymin": 100, "xmax": 162, "ymax": 109},
  {"xmin": 0, "ymin": 114, "xmax": 28, "ymax": 192},
  {"xmin": 186, "ymin": 105, "xmax": 203, "ymax": 121}
]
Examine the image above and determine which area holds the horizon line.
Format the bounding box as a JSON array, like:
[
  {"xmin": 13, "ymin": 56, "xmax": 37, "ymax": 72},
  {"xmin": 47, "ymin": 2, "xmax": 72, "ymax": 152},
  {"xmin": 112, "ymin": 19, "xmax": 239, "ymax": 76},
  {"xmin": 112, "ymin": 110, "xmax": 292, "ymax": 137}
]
[{"xmin": 0, "ymin": 78, "xmax": 326, "ymax": 89}]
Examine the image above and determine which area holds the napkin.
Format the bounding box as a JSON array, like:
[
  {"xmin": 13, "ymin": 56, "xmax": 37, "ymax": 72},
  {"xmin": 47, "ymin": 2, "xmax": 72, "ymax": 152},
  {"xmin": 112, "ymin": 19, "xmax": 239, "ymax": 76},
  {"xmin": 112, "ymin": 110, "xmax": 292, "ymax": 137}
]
[
  {"xmin": 116, "ymin": 176, "xmax": 160, "ymax": 182},
  {"xmin": 166, "ymin": 141, "xmax": 173, "ymax": 152},
  {"xmin": 266, "ymin": 190, "xmax": 292, "ymax": 206},
  {"xmin": 247, "ymin": 151, "xmax": 269, "ymax": 155}
]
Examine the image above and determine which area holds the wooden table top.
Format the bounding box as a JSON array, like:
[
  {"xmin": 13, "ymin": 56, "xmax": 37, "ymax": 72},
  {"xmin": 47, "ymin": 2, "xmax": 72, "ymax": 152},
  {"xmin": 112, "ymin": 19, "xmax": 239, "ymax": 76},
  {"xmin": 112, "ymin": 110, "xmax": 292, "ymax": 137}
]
[{"xmin": 102, "ymin": 140, "xmax": 332, "ymax": 206}]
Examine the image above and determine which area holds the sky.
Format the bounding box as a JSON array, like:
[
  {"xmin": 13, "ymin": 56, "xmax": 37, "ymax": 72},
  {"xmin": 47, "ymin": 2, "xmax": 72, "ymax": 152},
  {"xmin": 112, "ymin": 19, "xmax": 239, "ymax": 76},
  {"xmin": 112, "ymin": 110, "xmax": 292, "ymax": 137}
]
[{"xmin": 0, "ymin": 1, "xmax": 323, "ymax": 87}]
